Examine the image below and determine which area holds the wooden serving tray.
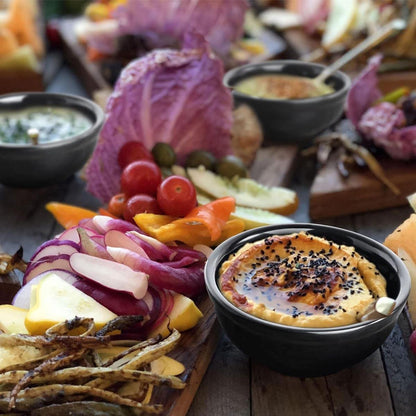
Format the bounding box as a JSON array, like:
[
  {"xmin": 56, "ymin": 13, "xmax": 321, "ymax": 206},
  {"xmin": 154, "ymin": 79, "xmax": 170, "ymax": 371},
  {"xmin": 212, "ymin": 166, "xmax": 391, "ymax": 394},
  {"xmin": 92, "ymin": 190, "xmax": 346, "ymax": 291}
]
[
  {"xmin": 0, "ymin": 69, "xmax": 43, "ymax": 94},
  {"xmin": 0, "ymin": 144, "xmax": 299, "ymax": 415},
  {"xmin": 309, "ymin": 155, "xmax": 416, "ymax": 220}
]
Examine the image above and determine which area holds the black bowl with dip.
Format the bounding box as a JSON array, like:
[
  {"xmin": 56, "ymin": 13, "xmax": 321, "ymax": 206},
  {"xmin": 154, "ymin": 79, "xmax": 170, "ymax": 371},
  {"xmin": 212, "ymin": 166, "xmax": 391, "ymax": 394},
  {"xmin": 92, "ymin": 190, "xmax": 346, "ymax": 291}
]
[
  {"xmin": 205, "ymin": 223, "xmax": 410, "ymax": 377},
  {"xmin": 223, "ymin": 60, "xmax": 351, "ymax": 144},
  {"xmin": 0, "ymin": 92, "xmax": 104, "ymax": 187}
]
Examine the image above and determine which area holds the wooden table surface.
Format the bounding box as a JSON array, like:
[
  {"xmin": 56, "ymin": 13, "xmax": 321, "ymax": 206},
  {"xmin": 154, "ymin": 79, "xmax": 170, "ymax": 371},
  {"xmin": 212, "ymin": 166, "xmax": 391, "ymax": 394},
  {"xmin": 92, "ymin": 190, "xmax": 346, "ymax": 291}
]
[{"xmin": 1, "ymin": 64, "xmax": 416, "ymax": 416}]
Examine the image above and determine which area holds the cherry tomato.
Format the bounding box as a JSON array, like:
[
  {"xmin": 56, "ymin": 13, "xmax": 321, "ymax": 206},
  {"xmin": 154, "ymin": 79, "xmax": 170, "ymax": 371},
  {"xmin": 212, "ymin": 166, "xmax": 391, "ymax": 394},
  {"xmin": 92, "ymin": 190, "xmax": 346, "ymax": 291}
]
[
  {"xmin": 157, "ymin": 175, "xmax": 197, "ymax": 217},
  {"xmin": 107, "ymin": 193, "xmax": 126, "ymax": 218},
  {"xmin": 121, "ymin": 160, "xmax": 162, "ymax": 197},
  {"xmin": 123, "ymin": 194, "xmax": 162, "ymax": 223},
  {"xmin": 117, "ymin": 141, "xmax": 154, "ymax": 169}
]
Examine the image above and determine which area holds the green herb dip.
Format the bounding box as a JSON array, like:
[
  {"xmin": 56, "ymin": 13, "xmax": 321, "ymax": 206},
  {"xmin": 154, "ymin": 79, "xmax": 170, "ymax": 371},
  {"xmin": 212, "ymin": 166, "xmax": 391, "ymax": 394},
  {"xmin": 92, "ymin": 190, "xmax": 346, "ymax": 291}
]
[{"xmin": 0, "ymin": 106, "xmax": 92, "ymax": 145}]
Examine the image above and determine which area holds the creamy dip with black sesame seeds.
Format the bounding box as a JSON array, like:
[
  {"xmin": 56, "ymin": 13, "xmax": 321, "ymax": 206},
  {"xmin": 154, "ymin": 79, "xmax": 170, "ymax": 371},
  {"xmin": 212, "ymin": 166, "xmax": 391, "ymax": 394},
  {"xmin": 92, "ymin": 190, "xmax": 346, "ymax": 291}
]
[{"xmin": 219, "ymin": 232, "xmax": 387, "ymax": 328}]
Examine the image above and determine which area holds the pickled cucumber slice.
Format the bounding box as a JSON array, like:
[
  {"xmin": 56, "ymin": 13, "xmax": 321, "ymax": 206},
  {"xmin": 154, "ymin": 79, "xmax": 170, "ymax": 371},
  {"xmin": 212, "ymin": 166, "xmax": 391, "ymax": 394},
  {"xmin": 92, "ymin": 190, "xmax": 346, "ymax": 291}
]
[
  {"xmin": 232, "ymin": 205, "xmax": 294, "ymax": 229},
  {"xmin": 197, "ymin": 193, "xmax": 294, "ymax": 230},
  {"xmin": 188, "ymin": 167, "xmax": 298, "ymax": 215}
]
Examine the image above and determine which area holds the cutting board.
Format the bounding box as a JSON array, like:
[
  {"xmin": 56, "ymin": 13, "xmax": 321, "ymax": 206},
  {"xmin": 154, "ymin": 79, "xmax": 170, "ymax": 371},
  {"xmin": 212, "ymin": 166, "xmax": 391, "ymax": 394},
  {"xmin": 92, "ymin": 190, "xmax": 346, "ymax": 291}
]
[
  {"xmin": 0, "ymin": 143, "xmax": 299, "ymax": 415},
  {"xmin": 309, "ymin": 155, "xmax": 416, "ymax": 220}
]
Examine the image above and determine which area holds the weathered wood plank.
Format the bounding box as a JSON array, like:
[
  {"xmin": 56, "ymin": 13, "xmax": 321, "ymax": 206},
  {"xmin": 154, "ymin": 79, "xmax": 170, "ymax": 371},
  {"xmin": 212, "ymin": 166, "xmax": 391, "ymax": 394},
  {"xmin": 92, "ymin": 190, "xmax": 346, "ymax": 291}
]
[
  {"xmin": 251, "ymin": 365, "xmax": 332, "ymax": 416},
  {"xmin": 250, "ymin": 145, "xmax": 299, "ymax": 188},
  {"xmin": 187, "ymin": 335, "xmax": 251, "ymax": 416},
  {"xmin": 326, "ymin": 351, "xmax": 394, "ymax": 416},
  {"xmin": 309, "ymin": 156, "xmax": 416, "ymax": 221},
  {"xmin": 381, "ymin": 314, "xmax": 416, "ymax": 416}
]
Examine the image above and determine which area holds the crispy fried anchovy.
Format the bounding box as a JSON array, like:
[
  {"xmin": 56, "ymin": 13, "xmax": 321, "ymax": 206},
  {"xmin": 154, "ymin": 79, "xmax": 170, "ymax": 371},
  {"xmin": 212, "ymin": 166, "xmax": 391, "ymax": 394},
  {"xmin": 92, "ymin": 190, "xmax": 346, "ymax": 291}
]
[
  {"xmin": 103, "ymin": 337, "xmax": 161, "ymax": 368},
  {"xmin": 0, "ymin": 247, "xmax": 27, "ymax": 275},
  {"xmin": 8, "ymin": 349, "xmax": 87, "ymax": 410},
  {"xmin": 304, "ymin": 133, "xmax": 401, "ymax": 195},
  {"xmin": 96, "ymin": 315, "xmax": 145, "ymax": 337},
  {"xmin": 88, "ymin": 329, "xmax": 181, "ymax": 389},
  {"xmin": 0, "ymin": 350, "xmax": 60, "ymax": 374},
  {"xmin": 2, "ymin": 384, "xmax": 164, "ymax": 414},
  {"xmin": 0, "ymin": 367, "xmax": 185, "ymax": 389},
  {"xmin": 46, "ymin": 317, "xmax": 95, "ymax": 337},
  {"xmin": 0, "ymin": 333, "xmax": 110, "ymax": 349}
]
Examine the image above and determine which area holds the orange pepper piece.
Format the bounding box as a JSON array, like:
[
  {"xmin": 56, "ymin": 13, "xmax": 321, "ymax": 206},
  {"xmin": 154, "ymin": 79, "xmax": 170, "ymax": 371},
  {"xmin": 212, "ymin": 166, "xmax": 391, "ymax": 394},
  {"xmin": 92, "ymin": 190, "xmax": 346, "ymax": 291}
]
[
  {"xmin": 134, "ymin": 213, "xmax": 244, "ymax": 246},
  {"xmin": 45, "ymin": 202, "xmax": 97, "ymax": 229},
  {"xmin": 175, "ymin": 196, "xmax": 236, "ymax": 241}
]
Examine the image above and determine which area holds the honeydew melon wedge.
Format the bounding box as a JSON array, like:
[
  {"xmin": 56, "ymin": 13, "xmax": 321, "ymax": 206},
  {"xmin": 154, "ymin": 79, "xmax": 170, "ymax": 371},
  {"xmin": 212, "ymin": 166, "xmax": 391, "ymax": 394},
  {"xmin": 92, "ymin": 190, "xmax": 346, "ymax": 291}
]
[
  {"xmin": 25, "ymin": 272, "xmax": 117, "ymax": 335},
  {"xmin": 188, "ymin": 166, "xmax": 298, "ymax": 215}
]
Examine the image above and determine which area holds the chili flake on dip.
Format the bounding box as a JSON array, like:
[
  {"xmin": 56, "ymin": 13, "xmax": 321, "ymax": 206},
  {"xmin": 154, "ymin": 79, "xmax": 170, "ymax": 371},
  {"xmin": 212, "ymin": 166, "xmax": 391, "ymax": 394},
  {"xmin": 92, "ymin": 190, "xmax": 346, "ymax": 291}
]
[{"xmin": 219, "ymin": 232, "xmax": 387, "ymax": 328}]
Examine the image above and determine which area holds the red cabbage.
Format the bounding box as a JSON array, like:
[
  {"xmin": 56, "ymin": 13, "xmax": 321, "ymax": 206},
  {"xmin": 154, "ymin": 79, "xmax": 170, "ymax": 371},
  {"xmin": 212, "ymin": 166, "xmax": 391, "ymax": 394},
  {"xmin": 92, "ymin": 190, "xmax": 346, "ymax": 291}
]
[
  {"xmin": 112, "ymin": 0, "xmax": 247, "ymax": 58},
  {"xmin": 347, "ymin": 54, "xmax": 416, "ymax": 159},
  {"xmin": 346, "ymin": 54, "xmax": 383, "ymax": 128},
  {"xmin": 86, "ymin": 33, "xmax": 234, "ymax": 203},
  {"xmin": 73, "ymin": 278, "xmax": 150, "ymax": 317},
  {"xmin": 107, "ymin": 247, "xmax": 205, "ymax": 298}
]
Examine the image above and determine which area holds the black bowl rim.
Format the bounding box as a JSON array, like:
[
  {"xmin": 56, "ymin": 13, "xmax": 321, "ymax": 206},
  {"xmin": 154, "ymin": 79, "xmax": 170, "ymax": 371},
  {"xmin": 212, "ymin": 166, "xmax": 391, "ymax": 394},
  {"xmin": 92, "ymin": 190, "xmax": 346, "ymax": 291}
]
[
  {"xmin": 205, "ymin": 222, "xmax": 410, "ymax": 334},
  {"xmin": 223, "ymin": 60, "xmax": 351, "ymax": 104},
  {"xmin": 0, "ymin": 92, "xmax": 104, "ymax": 149}
]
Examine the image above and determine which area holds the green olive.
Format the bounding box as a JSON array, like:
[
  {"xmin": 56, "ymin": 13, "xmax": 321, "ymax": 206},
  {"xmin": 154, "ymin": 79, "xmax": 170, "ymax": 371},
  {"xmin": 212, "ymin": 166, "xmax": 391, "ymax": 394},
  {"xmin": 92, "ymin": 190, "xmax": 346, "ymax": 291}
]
[
  {"xmin": 151, "ymin": 142, "xmax": 176, "ymax": 167},
  {"xmin": 185, "ymin": 150, "xmax": 217, "ymax": 170},
  {"xmin": 215, "ymin": 155, "xmax": 248, "ymax": 179}
]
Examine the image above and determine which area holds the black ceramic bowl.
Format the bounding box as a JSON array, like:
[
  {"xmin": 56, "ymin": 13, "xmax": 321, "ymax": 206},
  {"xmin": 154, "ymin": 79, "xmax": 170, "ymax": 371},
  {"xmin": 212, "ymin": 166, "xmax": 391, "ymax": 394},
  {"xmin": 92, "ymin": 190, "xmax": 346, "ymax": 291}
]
[
  {"xmin": 223, "ymin": 60, "xmax": 351, "ymax": 144},
  {"xmin": 0, "ymin": 92, "xmax": 104, "ymax": 188},
  {"xmin": 205, "ymin": 223, "xmax": 410, "ymax": 377}
]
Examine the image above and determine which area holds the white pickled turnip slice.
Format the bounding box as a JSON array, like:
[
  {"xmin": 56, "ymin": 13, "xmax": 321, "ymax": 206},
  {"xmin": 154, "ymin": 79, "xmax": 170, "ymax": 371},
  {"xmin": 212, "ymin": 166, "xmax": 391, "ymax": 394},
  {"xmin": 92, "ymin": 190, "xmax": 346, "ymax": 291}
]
[
  {"xmin": 127, "ymin": 231, "xmax": 173, "ymax": 261},
  {"xmin": 13, "ymin": 270, "xmax": 78, "ymax": 309},
  {"xmin": 104, "ymin": 230, "xmax": 149, "ymax": 259},
  {"xmin": 57, "ymin": 226, "xmax": 100, "ymax": 244},
  {"xmin": 30, "ymin": 239, "xmax": 79, "ymax": 262},
  {"xmin": 78, "ymin": 228, "xmax": 112, "ymax": 260},
  {"xmin": 69, "ymin": 252, "xmax": 148, "ymax": 300},
  {"xmin": 92, "ymin": 215, "xmax": 140, "ymax": 234},
  {"xmin": 23, "ymin": 255, "xmax": 74, "ymax": 284}
]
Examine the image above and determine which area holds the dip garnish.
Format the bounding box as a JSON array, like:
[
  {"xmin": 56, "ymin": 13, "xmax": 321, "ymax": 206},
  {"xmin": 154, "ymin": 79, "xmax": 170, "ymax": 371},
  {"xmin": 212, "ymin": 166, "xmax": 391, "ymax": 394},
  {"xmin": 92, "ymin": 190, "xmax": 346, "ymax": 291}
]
[
  {"xmin": 219, "ymin": 232, "xmax": 387, "ymax": 328},
  {"xmin": 0, "ymin": 106, "xmax": 92, "ymax": 145}
]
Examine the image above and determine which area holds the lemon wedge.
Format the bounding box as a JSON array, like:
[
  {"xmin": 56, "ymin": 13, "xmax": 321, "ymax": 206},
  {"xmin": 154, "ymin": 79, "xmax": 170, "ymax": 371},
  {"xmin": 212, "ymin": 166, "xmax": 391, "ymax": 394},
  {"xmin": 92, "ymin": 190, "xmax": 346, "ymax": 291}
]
[{"xmin": 322, "ymin": 0, "xmax": 358, "ymax": 50}]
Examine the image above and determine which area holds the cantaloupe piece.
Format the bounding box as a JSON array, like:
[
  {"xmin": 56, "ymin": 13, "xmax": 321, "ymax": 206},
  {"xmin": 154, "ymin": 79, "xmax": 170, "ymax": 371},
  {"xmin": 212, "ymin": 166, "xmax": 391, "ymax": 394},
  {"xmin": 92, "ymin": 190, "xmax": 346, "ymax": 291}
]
[
  {"xmin": 149, "ymin": 293, "xmax": 203, "ymax": 339},
  {"xmin": 0, "ymin": 305, "xmax": 29, "ymax": 334},
  {"xmin": 0, "ymin": 27, "xmax": 19, "ymax": 57},
  {"xmin": 25, "ymin": 272, "xmax": 117, "ymax": 335},
  {"xmin": 384, "ymin": 213, "xmax": 416, "ymax": 264},
  {"xmin": 5, "ymin": 0, "xmax": 44, "ymax": 57},
  {"xmin": 408, "ymin": 191, "xmax": 416, "ymax": 212},
  {"xmin": 397, "ymin": 248, "xmax": 416, "ymax": 327},
  {"xmin": 0, "ymin": 44, "xmax": 40, "ymax": 72}
]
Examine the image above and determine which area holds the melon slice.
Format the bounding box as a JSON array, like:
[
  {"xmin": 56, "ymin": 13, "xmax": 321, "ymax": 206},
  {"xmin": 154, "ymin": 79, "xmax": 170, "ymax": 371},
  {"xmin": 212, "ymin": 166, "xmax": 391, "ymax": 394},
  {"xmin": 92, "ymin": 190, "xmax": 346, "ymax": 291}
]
[
  {"xmin": 5, "ymin": 0, "xmax": 44, "ymax": 57},
  {"xmin": 322, "ymin": 0, "xmax": 358, "ymax": 50},
  {"xmin": 148, "ymin": 293, "xmax": 203, "ymax": 339},
  {"xmin": 0, "ymin": 305, "xmax": 28, "ymax": 334}
]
